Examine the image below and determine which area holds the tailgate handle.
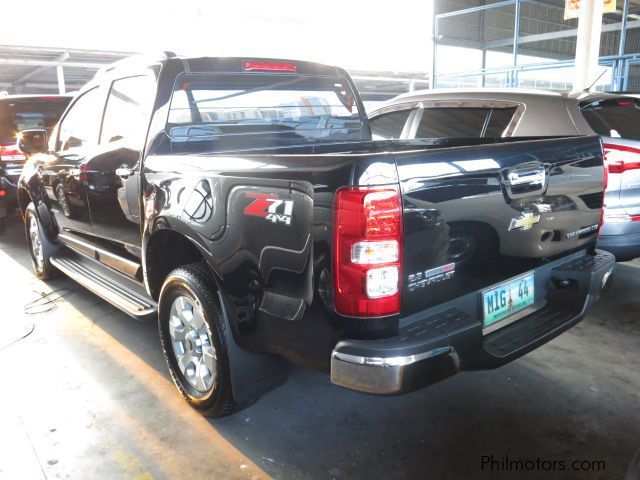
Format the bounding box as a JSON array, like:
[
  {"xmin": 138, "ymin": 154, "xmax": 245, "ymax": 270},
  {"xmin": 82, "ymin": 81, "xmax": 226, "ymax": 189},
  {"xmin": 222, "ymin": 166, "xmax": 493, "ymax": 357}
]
[
  {"xmin": 508, "ymin": 167, "xmax": 546, "ymax": 186},
  {"xmin": 503, "ymin": 164, "xmax": 548, "ymax": 199}
]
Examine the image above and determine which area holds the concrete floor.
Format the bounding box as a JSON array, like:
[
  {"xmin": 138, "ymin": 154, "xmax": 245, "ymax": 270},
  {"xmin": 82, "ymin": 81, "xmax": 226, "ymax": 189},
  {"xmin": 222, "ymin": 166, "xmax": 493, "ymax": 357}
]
[{"xmin": 0, "ymin": 213, "xmax": 639, "ymax": 480}]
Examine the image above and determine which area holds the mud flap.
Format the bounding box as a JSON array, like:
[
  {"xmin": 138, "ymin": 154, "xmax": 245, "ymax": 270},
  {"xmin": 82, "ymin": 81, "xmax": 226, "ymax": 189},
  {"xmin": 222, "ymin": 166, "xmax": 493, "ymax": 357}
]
[{"xmin": 217, "ymin": 291, "xmax": 289, "ymax": 407}]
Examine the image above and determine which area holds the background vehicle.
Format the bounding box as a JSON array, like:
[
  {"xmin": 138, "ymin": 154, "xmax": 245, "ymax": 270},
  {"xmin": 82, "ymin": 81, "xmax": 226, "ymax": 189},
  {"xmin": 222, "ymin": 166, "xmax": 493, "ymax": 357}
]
[
  {"xmin": 0, "ymin": 94, "xmax": 72, "ymax": 232},
  {"xmin": 369, "ymin": 89, "xmax": 640, "ymax": 261},
  {"xmin": 17, "ymin": 55, "xmax": 613, "ymax": 417}
]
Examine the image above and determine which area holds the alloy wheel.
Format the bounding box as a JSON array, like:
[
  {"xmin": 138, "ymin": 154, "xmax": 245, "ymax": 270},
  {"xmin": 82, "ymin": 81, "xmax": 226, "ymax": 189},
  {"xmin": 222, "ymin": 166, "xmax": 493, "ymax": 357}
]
[
  {"xmin": 169, "ymin": 295, "xmax": 217, "ymax": 394},
  {"xmin": 29, "ymin": 216, "xmax": 44, "ymax": 272}
]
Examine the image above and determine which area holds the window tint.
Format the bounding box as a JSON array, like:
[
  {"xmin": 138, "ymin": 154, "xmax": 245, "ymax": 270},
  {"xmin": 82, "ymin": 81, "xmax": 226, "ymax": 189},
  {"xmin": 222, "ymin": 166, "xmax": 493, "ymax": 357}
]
[
  {"xmin": 370, "ymin": 109, "xmax": 412, "ymax": 140},
  {"xmin": 58, "ymin": 88, "xmax": 101, "ymax": 152},
  {"xmin": 417, "ymin": 108, "xmax": 486, "ymax": 138},
  {"xmin": 581, "ymin": 98, "xmax": 640, "ymax": 140},
  {"xmin": 484, "ymin": 107, "xmax": 517, "ymax": 137},
  {"xmin": 416, "ymin": 107, "xmax": 516, "ymax": 138},
  {"xmin": 100, "ymin": 76, "xmax": 156, "ymax": 146}
]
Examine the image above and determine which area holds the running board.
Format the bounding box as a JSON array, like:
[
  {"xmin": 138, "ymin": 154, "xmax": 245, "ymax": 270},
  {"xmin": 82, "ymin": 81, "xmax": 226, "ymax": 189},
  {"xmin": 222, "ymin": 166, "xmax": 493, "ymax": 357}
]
[{"xmin": 50, "ymin": 250, "xmax": 157, "ymax": 320}]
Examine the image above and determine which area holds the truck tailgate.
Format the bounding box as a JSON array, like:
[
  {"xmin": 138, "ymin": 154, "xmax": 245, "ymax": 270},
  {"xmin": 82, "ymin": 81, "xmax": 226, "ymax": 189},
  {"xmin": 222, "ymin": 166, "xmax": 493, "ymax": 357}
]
[{"xmin": 396, "ymin": 136, "xmax": 604, "ymax": 316}]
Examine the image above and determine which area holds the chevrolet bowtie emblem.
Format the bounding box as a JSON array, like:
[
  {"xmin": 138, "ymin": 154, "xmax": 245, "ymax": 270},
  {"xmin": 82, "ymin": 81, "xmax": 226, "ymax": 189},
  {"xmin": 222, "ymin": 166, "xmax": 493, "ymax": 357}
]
[{"xmin": 509, "ymin": 211, "xmax": 541, "ymax": 231}]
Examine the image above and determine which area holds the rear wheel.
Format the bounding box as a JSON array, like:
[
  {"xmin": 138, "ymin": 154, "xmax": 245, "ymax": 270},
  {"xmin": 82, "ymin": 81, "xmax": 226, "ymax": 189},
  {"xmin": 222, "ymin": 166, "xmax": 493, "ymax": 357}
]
[
  {"xmin": 25, "ymin": 203, "xmax": 58, "ymax": 280},
  {"xmin": 158, "ymin": 263, "xmax": 238, "ymax": 418}
]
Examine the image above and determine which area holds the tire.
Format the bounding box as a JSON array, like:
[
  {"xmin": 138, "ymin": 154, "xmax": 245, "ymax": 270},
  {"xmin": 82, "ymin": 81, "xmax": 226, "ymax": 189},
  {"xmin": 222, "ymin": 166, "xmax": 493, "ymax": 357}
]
[
  {"xmin": 158, "ymin": 262, "xmax": 238, "ymax": 418},
  {"xmin": 25, "ymin": 202, "xmax": 58, "ymax": 280}
]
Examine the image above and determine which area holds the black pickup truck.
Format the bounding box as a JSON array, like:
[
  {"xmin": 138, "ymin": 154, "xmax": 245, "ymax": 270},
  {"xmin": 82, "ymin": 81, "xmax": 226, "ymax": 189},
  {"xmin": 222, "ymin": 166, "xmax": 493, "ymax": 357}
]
[{"xmin": 17, "ymin": 53, "xmax": 615, "ymax": 417}]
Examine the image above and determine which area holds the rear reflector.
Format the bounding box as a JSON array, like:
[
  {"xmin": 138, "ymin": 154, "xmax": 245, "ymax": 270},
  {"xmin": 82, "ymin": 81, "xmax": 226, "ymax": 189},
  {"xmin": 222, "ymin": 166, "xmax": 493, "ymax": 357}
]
[
  {"xmin": 604, "ymin": 143, "xmax": 640, "ymax": 174},
  {"xmin": 242, "ymin": 61, "xmax": 297, "ymax": 73},
  {"xmin": 333, "ymin": 186, "xmax": 403, "ymax": 317}
]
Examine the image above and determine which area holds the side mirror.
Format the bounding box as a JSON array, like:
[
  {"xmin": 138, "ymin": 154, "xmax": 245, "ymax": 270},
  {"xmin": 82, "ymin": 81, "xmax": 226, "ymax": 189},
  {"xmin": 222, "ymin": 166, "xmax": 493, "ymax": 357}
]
[{"xmin": 17, "ymin": 129, "xmax": 47, "ymax": 155}]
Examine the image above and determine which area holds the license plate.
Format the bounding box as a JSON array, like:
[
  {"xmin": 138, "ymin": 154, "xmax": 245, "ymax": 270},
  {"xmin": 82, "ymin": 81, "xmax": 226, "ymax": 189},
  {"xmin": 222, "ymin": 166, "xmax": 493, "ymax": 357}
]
[{"xmin": 482, "ymin": 273, "xmax": 535, "ymax": 328}]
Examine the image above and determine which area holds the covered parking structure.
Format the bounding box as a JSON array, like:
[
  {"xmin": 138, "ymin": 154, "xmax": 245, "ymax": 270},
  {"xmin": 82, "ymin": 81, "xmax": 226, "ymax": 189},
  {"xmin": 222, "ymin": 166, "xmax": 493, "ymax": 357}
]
[
  {"xmin": 433, "ymin": 0, "xmax": 640, "ymax": 91},
  {"xmin": 0, "ymin": 45, "xmax": 429, "ymax": 106}
]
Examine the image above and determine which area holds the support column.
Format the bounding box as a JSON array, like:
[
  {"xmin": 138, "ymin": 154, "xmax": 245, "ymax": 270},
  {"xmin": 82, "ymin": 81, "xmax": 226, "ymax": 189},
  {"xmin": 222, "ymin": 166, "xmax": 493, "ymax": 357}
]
[
  {"xmin": 427, "ymin": 1, "xmax": 436, "ymax": 89},
  {"xmin": 573, "ymin": 0, "xmax": 605, "ymax": 93},
  {"xmin": 56, "ymin": 65, "xmax": 66, "ymax": 94},
  {"xmin": 616, "ymin": 0, "xmax": 630, "ymax": 91}
]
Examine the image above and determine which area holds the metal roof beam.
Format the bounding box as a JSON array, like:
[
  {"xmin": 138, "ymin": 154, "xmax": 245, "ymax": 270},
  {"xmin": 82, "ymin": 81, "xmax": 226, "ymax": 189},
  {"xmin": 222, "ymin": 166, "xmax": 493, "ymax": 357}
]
[
  {"xmin": 0, "ymin": 58, "xmax": 104, "ymax": 69},
  {"xmin": 485, "ymin": 19, "xmax": 640, "ymax": 49},
  {"xmin": 12, "ymin": 52, "xmax": 70, "ymax": 87},
  {"xmin": 0, "ymin": 82, "xmax": 84, "ymax": 90},
  {"xmin": 0, "ymin": 44, "xmax": 135, "ymax": 57}
]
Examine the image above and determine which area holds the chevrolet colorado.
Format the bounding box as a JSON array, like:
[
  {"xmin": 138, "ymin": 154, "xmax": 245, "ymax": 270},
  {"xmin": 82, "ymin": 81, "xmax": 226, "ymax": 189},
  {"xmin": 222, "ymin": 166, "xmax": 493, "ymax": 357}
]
[{"xmin": 17, "ymin": 53, "xmax": 615, "ymax": 417}]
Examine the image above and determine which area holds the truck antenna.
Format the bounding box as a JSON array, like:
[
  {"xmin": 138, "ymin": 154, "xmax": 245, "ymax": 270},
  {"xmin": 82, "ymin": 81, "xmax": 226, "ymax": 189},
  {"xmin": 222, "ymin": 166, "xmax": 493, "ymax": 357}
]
[{"xmin": 585, "ymin": 68, "xmax": 608, "ymax": 93}]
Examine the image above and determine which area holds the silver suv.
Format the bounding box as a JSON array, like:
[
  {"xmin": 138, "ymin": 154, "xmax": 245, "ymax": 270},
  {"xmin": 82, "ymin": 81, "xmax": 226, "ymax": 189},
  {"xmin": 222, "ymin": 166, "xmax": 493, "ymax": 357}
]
[{"xmin": 369, "ymin": 89, "xmax": 640, "ymax": 261}]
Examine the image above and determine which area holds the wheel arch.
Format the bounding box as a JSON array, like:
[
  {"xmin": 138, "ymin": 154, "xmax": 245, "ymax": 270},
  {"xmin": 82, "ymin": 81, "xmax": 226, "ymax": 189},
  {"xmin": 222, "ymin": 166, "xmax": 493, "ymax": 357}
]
[
  {"xmin": 17, "ymin": 187, "xmax": 31, "ymax": 219},
  {"xmin": 144, "ymin": 227, "xmax": 221, "ymax": 301}
]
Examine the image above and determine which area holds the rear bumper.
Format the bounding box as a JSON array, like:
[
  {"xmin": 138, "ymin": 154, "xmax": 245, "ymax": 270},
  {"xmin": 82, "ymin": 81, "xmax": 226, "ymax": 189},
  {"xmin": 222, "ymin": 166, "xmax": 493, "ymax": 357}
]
[
  {"xmin": 597, "ymin": 232, "xmax": 640, "ymax": 261},
  {"xmin": 331, "ymin": 249, "xmax": 615, "ymax": 395}
]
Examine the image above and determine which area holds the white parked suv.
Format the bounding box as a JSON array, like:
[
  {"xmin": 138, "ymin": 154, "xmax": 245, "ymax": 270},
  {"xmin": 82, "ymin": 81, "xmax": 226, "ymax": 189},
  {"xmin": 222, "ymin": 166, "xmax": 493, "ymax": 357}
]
[{"xmin": 369, "ymin": 89, "xmax": 640, "ymax": 261}]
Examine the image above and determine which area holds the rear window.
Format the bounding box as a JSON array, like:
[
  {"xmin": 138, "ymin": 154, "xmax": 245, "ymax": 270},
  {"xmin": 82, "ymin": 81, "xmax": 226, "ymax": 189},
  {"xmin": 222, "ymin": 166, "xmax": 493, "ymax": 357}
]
[
  {"xmin": 0, "ymin": 97, "xmax": 71, "ymax": 144},
  {"xmin": 370, "ymin": 109, "xmax": 411, "ymax": 140},
  {"xmin": 416, "ymin": 106, "xmax": 517, "ymax": 138},
  {"xmin": 167, "ymin": 73, "xmax": 364, "ymax": 152},
  {"xmin": 581, "ymin": 98, "xmax": 640, "ymax": 140}
]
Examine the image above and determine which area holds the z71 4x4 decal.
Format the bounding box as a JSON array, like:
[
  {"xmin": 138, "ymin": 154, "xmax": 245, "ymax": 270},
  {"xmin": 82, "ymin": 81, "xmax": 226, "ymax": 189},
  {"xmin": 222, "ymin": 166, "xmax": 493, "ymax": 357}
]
[{"xmin": 244, "ymin": 193, "xmax": 294, "ymax": 225}]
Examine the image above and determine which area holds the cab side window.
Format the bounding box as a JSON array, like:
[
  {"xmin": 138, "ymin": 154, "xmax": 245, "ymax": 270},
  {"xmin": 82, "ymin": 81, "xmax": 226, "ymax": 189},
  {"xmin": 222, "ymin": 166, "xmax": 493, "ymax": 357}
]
[
  {"xmin": 370, "ymin": 109, "xmax": 412, "ymax": 140},
  {"xmin": 57, "ymin": 88, "xmax": 101, "ymax": 152},
  {"xmin": 100, "ymin": 75, "xmax": 156, "ymax": 148}
]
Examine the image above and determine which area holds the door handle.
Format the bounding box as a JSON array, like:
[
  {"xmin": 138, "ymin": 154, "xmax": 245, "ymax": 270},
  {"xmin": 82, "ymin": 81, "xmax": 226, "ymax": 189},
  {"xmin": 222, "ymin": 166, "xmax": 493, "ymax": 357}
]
[{"xmin": 116, "ymin": 167, "xmax": 134, "ymax": 179}]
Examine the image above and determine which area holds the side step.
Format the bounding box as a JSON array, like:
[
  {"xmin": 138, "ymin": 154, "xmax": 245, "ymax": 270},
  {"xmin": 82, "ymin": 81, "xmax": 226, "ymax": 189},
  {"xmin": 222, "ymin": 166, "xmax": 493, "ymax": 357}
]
[{"xmin": 50, "ymin": 250, "xmax": 157, "ymax": 320}]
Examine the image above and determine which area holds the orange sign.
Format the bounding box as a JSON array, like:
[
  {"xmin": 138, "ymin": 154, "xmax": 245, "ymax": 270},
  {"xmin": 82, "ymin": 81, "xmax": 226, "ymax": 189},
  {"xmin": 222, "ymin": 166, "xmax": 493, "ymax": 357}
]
[{"xmin": 565, "ymin": 0, "xmax": 616, "ymax": 20}]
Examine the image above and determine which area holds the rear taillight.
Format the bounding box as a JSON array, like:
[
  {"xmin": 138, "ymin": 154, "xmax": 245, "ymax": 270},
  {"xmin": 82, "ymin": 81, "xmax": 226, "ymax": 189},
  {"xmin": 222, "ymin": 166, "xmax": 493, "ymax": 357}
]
[
  {"xmin": 0, "ymin": 144, "xmax": 27, "ymax": 162},
  {"xmin": 333, "ymin": 186, "xmax": 403, "ymax": 317},
  {"xmin": 604, "ymin": 143, "xmax": 640, "ymax": 174}
]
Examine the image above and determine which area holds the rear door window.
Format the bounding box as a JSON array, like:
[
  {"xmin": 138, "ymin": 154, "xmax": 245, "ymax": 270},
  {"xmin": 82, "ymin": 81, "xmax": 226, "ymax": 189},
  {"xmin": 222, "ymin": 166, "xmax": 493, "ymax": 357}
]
[
  {"xmin": 415, "ymin": 107, "xmax": 516, "ymax": 138},
  {"xmin": 370, "ymin": 109, "xmax": 412, "ymax": 140},
  {"xmin": 580, "ymin": 98, "xmax": 640, "ymax": 140},
  {"xmin": 100, "ymin": 75, "xmax": 156, "ymax": 147},
  {"xmin": 57, "ymin": 88, "xmax": 101, "ymax": 152}
]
